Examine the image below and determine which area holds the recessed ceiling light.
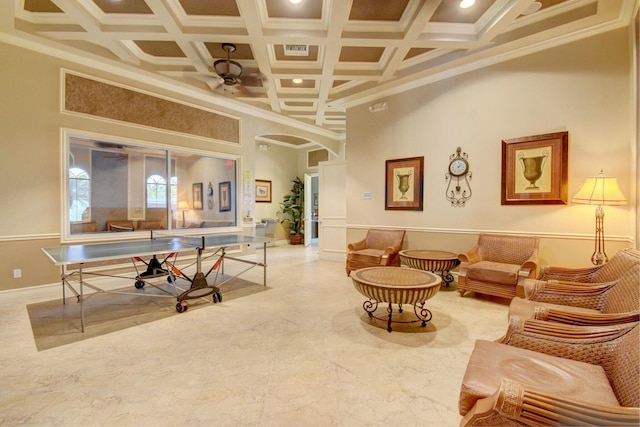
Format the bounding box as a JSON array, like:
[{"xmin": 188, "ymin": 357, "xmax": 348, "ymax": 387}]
[
  {"xmin": 293, "ymin": 78, "xmax": 303, "ymax": 84},
  {"xmin": 459, "ymin": 0, "xmax": 475, "ymax": 8},
  {"xmin": 289, "ymin": 0, "xmax": 302, "ymax": 4}
]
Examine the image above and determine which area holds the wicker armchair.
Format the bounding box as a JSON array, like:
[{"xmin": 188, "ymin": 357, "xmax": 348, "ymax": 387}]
[
  {"xmin": 509, "ymin": 248, "xmax": 640, "ymax": 326},
  {"xmin": 458, "ymin": 234, "xmax": 539, "ymax": 299},
  {"xmin": 345, "ymin": 229, "xmax": 405, "ymax": 276},
  {"xmin": 510, "ymin": 265, "xmax": 639, "ymax": 326},
  {"xmin": 538, "ymin": 247, "xmax": 640, "ymax": 282},
  {"xmin": 459, "ymin": 319, "xmax": 639, "ymax": 426}
]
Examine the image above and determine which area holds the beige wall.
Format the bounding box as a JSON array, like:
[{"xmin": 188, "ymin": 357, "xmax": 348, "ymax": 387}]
[
  {"xmin": 0, "ymin": 41, "xmax": 332, "ymax": 290},
  {"xmin": 346, "ymin": 28, "xmax": 637, "ymax": 268}
]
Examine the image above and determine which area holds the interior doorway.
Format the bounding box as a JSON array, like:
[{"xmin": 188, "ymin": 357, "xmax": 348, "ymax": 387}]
[{"xmin": 304, "ymin": 173, "xmax": 319, "ymax": 247}]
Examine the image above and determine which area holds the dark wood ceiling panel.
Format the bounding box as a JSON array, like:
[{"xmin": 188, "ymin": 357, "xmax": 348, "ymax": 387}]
[
  {"xmin": 430, "ymin": 0, "xmax": 495, "ymax": 24},
  {"xmin": 179, "ymin": 0, "xmax": 241, "ymax": 16},
  {"xmin": 134, "ymin": 41, "xmax": 186, "ymax": 58},
  {"xmin": 92, "ymin": 0, "xmax": 153, "ymax": 14},
  {"xmin": 339, "ymin": 46, "xmax": 384, "ymax": 63},
  {"xmin": 24, "ymin": 0, "xmax": 62, "ymax": 13},
  {"xmin": 281, "ymin": 79, "xmax": 315, "ymax": 88},
  {"xmin": 348, "ymin": 0, "xmax": 410, "ymax": 21},
  {"xmin": 265, "ymin": 0, "xmax": 323, "ymax": 19},
  {"xmin": 205, "ymin": 43, "xmax": 254, "ymax": 60}
]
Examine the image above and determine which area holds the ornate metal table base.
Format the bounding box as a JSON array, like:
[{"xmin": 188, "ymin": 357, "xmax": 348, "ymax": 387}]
[
  {"xmin": 437, "ymin": 270, "xmax": 456, "ymax": 287},
  {"xmin": 363, "ymin": 299, "xmax": 433, "ymax": 332}
]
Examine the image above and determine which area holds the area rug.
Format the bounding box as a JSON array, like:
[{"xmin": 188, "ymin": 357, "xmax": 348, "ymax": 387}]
[{"xmin": 27, "ymin": 276, "xmax": 270, "ymax": 351}]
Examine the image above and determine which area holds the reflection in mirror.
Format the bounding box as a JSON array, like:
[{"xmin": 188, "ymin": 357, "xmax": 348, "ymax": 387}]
[{"xmin": 66, "ymin": 136, "xmax": 237, "ymax": 237}]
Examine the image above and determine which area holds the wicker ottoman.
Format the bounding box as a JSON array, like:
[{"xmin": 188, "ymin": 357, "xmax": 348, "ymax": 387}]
[{"xmin": 350, "ymin": 267, "xmax": 441, "ymax": 332}]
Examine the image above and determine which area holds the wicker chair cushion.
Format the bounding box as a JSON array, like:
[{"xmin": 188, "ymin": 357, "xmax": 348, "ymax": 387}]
[
  {"xmin": 459, "ymin": 339, "xmax": 620, "ymax": 416},
  {"xmin": 508, "ymin": 296, "xmax": 600, "ymax": 320},
  {"xmin": 466, "ymin": 261, "xmax": 520, "ymax": 285},
  {"xmin": 349, "ymin": 248, "xmax": 387, "ymax": 264}
]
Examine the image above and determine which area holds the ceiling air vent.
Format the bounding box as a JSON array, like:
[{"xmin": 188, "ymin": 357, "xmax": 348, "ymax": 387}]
[{"xmin": 284, "ymin": 44, "xmax": 309, "ymax": 56}]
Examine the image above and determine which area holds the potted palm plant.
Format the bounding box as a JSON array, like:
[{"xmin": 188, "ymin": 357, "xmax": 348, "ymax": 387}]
[{"xmin": 279, "ymin": 176, "xmax": 304, "ymax": 244}]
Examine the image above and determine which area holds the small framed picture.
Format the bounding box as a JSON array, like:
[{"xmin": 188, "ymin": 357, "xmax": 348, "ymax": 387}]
[
  {"xmin": 192, "ymin": 182, "xmax": 203, "ymax": 210},
  {"xmin": 385, "ymin": 156, "xmax": 424, "ymax": 211},
  {"xmin": 219, "ymin": 181, "xmax": 231, "ymax": 212},
  {"xmin": 255, "ymin": 179, "xmax": 272, "ymax": 203},
  {"xmin": 501, "ymin": 131, "xmax": 568, "ymax": 205}
]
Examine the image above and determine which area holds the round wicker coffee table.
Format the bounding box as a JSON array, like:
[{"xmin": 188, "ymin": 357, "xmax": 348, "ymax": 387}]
[
  {"xmin": 399, "ymin": 249, "xmax": 461, "ymax": 287},
  {"xmin": 350, "ymin": 267, "xmax": 441, "ymax": 332}
]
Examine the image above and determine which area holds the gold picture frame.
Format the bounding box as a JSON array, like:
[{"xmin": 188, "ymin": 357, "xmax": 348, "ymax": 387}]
[
  {"xmin": 192, "ymin": 182, "xmax": 203, "ymax": 210},
  {"xmin": 501, "ymin": 131, "xmax": 568, "ymax": 205},
  {"xmin": 255, "ymin": 179, "xmax": 272, "ymax": 203},
  {"xmin": 385, "ymin": 156, "xmax": 424, "ymax": 211},
  {"xmin": 219, "ymin": 181, "xmax": 231, "ymax": 212}
]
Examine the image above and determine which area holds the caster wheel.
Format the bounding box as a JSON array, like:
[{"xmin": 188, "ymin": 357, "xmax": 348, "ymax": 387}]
[
  {"xmin": 213, "ymin": 294, "xmax": 218, "ymax": 303},
  {"xmin": 216, "ymin": 292, "xmax": 222, "ymax": 303},
  {"xmin": 176, "ymin": 301, "xmax": 189, "ymax": 313},
  {"xmin": 135, "ymin": 280, "xmax": 145, "ymax": 289},
  {"xmin": 367, "ymin": 312, "xmax": 373, "ymax": 318},
  {"xmin": 421, "ymin": 321, "xmax": 427, "ymax": 327},
  {"xmin": 167, "ymin": 275, "xmax": 176, "ymax": 284}
]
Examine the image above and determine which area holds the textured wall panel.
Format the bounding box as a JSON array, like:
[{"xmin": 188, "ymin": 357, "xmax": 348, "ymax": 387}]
[{"xmin": 64, "ymin": 73, "xmax": 239, "ymax": 144}]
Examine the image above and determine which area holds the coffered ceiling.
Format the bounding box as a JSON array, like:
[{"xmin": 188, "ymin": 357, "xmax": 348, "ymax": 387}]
[{"xmin": 6, "ymin": 0, "xmax": 638, "ymax": 139}]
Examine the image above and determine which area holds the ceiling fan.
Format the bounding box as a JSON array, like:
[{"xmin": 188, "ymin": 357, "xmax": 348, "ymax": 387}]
[{"xmin": 211, "ymin": 43, "xmax": 264, "ymax": 97}]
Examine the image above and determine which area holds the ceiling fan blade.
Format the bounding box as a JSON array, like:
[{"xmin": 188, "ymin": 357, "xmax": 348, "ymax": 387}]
[{"xmin": 235, "ymin": 84, "xmax": 256, "ymax": 97}]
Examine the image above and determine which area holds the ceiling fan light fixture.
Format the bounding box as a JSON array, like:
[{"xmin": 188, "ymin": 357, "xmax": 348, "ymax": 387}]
[{"xmin": 213, "ymin": 43, "xmax": 244, "ymax": 86}]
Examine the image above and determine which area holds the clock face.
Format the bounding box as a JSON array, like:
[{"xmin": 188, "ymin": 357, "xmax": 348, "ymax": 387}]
[{"xmin": 449, "ymin": 159, "xmax": 468, "ymax": 176}]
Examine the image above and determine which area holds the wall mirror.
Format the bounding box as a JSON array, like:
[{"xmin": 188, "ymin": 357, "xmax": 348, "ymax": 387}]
[{"xmin": 65, "ymin": 133, "xmax": 237, "ymax": 240}]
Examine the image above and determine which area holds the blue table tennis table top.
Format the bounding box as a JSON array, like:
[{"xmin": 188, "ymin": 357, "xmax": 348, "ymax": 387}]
[{"xmin": 42, "ymin": 233, "xmax": 273, "ymax": 266}]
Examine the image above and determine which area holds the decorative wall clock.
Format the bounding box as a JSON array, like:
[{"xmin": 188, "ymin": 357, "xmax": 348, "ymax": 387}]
[
  {"xmin": 445, "ymin": 147, "xmax": 472, "ymax": 206},
  {"xmin": 207, "ymin": 182, "xmax": 214, "ymax": 209}
]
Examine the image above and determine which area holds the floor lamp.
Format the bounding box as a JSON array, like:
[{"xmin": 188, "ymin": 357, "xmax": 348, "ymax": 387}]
[
  {"xmin": 571, "ymin": 170, "xmax": 627, "ymax": 265},
  {"xmin": 177, "ymin": 201, "xmax": 189, "ymax": 228}
]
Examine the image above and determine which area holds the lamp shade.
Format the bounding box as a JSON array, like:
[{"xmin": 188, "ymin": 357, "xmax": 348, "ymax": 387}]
[
  {"xmin": 178, "ymin": 201, "xmax": 189, "ymax": 210},
  {"xmin": 571, "ymin": 171, "xmax": 627, "ymax": 206}
]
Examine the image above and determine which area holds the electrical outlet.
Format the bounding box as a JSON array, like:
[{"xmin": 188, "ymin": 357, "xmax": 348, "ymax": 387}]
[{"xmin": 13, "ymin": 269, "xmax": 21, "ymax": 279}]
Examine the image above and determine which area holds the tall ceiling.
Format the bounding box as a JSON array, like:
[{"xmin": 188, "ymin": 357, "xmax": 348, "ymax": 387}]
[{"xmin": 6, "ymin": 0, "xmax": 638, "ymax": 139}]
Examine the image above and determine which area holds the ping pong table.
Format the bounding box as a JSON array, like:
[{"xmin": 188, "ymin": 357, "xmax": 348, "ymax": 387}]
[{"xmin": 42, "ymin": 232, "xmax": 274, "ymax": 332}]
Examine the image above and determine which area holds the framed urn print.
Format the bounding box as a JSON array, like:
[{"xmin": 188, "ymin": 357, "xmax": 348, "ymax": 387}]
[
  {"xmin": 501, "ymin": 131, "xmax": 568, "ymax": 205},
  {"xmin": 219, "ymin": 181, "xmax": 231, "ymax": 212},
  {"xmin": 385, "ymin": 156, "xmax": 424, "ymax": 210},
  {"xmin": 192, "ymin": 182, "xmax": 203, "ymax": 210}
]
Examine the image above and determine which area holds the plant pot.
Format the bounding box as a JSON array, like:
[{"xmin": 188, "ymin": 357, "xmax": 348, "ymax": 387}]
[{"xmin": 289, "ymin": 234, "xmax": 303, "ymax": 245}]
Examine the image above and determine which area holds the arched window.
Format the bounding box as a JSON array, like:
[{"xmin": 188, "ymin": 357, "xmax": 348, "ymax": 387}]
[
  {"xmin": 69, "ymin": 167, "xmax": 90, "ymax": 222},
  {"xmin": 147, "ymin": 174, "xmax": 167, "ymax": 208}
]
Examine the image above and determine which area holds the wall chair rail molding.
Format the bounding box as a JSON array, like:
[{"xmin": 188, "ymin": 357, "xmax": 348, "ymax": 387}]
[{"xmin": 62, "ymin": 71, "xmax": 240, "ymax": 144}]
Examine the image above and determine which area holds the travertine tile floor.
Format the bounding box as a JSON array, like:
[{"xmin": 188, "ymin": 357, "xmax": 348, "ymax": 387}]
[{"xmin": 0, "ymin": 243, "xmax": 509, "ymax": 426}]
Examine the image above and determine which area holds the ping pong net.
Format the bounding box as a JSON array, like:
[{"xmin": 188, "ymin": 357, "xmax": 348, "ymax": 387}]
[{"xmin": 150, "ymin": 230, "xmax": 206, "ymax": 250}]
